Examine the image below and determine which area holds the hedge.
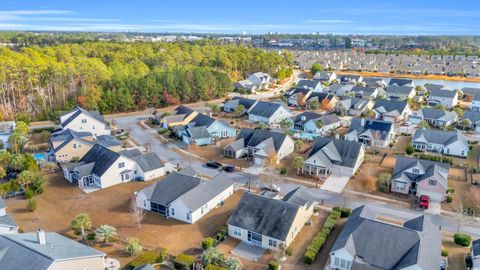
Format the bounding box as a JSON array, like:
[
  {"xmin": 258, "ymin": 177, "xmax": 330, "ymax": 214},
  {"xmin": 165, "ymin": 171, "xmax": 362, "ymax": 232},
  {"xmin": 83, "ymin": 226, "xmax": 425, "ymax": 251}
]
[
  {"xmin": 332, "ymin": 207, "xmax": 351, "ymax": 218},
  {"xmin": 414, "ymin": 153, "xmax": 453, "ymax": 164},
  {"xmin": 215, "ymin": 226, "xmax": 228, "ymax": 242},
  {"xmin": 205, "ymin": 264, "xmax": 227, "ymax": 270},
  {"xmin": 268, "ymin": 260, "xmax": 279, "ymax": 270},
  {"xmin": 130, "ymin": 248, "xmax": 168, "ymax": 267},
  {"xmin": 303, "ymin": 210, "xmax": 340, "ymax": 264},
  {"xmin": 202, "ymin": 237, "xmax": 215, "ymax": 250},
  {"xmin": 174, "ymin": 253, "xmax": 195, "ymax": 269},
  {"xmin": 453, "ymin": 233, "xmax": 472, "ymax": 247},
  {"xmin": 441, "ymin": 248, "xmax": 449, "ymax": 257}
]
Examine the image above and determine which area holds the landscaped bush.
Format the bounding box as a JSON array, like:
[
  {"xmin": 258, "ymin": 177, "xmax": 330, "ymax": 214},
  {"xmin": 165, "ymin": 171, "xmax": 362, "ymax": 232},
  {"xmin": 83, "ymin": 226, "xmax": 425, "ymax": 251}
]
[
  {"xmin": 202, "ymin": 237, "xmax": 215, "ymax": 250},
  {"xmin": 24, "ymin": 189, "xmax": 34, "ymax": 199},
  {"xmin": 174, "ymin": 253, "xmax": 195, "ymax": 269},
  {"xmin": 446, "ymin": 195, "xmax": 453, "ymax": 203},
  {"xmin": 87, "ymin": 232, "xmax": 96, "ymax": 241},
  {"xmin": 215, "ymin": 226, "xmax": 228, "ymax": 242},
  {"xmin": 268, "ymin": 260, "xmax": 279, "ymax": 270},
  {"xmin": 27, "ymin": 199, "xmax": 38, "ymax": 212},
  {"xmin": 405, "ymin": 144, "xmax": 414, "ymax": 155},
  {"xmin": 453, "ymin": 233, "xmax": 472, "ymax": 247},
  {"xmin": 279, "ymin": 167, "xmax": 287, "ymax": 175},
  {"xmin": 285, "ymin": 246, "xmax": 293, "ymax": 256},
  {"xmin": 157, "ymin": 129, "xmax": 168, "ymax": 135},
  {"xmin": 130, "ymin": 248, "xmax": 168, "ymax": 267},
  {"xmin": 303, "ymin": 210, "xmax": 340, "ymax": 264},
  {"xmin": 414, "ymin": 153, "xmax": 453, "ymax": 164},
  {"xmin": 332, "ymin": 207, "xmax": 351, "ymax": 218},
  {"xmin": 205, "ymin": 264, "xmax": 227, "ymax": 270},
  {"xmin": 441, "ymin": 248, "xmax": 449, "ymax": 257},
  {"xmin": 446, "ymin": 188, "xmax": 455, "ymax": 194}
]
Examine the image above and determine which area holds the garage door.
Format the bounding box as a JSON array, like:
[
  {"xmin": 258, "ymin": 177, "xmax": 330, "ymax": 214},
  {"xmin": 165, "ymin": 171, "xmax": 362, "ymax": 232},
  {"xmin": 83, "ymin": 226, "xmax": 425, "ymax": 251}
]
[{"xmin": 254, "ymin": 157, "xmax": 265, "ymax": 166}]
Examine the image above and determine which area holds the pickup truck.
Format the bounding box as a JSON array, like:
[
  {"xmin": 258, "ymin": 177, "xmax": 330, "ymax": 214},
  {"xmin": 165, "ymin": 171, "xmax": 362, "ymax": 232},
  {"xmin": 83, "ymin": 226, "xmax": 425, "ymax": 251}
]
[{"xmin": 418, "ymin": 195, "xmax": 430, "ymax": 209}]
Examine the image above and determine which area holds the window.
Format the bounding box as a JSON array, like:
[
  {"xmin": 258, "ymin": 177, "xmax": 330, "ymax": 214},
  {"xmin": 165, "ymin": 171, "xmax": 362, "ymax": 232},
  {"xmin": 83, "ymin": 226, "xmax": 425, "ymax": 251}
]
[
  {"xmin": 118, "ymin": 162, "xmax": 125, "ymax": 168},
  {"xmin": 429, "ymin": 179, "xmax": 436, "ymax": 186},
  {"xmin": 233, "ymin": 227, "xmax": 241, "ymax": 237},
  {"xmin": 186, "ymin": 213, "xmax": 191, "ymax": 220},
  {"xmin": 171, "ymin": 208, "xmax": 175, "ymax": 216},
  {"xmin": 92, "ymin": 125, "xmax": 95, "ymax": 129},
  {"xmin": 81, "ymin": 119, "xmax": 87, "ymax": 123},
  {"xmin": 412, "ymin": 168, "xmax": 419, "ymax": 173},
  {"xmin": 334, "ymin": 257, "xmax": 341, "ymax": 267},
  {"xmin": 73, "ymin": 143, "xmax": 77, "ymax": 149},
  {"xmin": 268, "ymin": 239, "xmax": 277, "ymax": 248}
]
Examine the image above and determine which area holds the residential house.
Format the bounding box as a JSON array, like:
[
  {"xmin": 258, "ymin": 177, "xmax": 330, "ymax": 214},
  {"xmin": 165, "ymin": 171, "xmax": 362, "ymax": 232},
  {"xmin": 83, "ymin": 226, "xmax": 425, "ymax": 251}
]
[
  {"xmin": 335, "ymin": 98, "xmax": 373, "ymax": 116},
  {"xmin": 338, "ymin": 75, "xmax": 362, "ymax": 85},
  {"xmin": 285, "ymin": 87, "xmax": 312, "ymax": 107},
  {"xmin": 412, "ymin": 128, "xmax": 469, "ymax": 157},
  {"xmin": 427, "ymin": 89, "xmax": 458, "ymax": 108},
  {"xmin": 372, "ymin": 99, "xmax": 411, "ymax": 122},
  {"xmin": 388, "ymin": 78, "xmax": 415, "ymax": 87},
  {"xmin": 305, "ymin": 92, "xmax": 337, "ymax": 110},
  {"xmin": 303, "ymin": 137, "xmax": 364, "ymax": 179},
  {"xmin": 345, "ymin": 118, "xmax": 394, "ymax": 147},
  {"xmin": 461, "ymin": 87, "xmax": 480, "ymax": 101},
  {"xmin": 296, "ymin": 79, "xmax": 324, "ymax": 92},
  {"xmin": 349, "ymin": 86, "xmax": 383, "ymax": 99},
  {"xmin": 248, "ymin": 101, "xmax": 293, "ymax": 124},
  {"xmin": 390, "ymin": 156, "xmax": 449, "ymax": 202},
  {"xmin": 385, "ymin": 85, "xmax": 415, "ymax": 101},
  {"xmin": 0, "ymin": 198, "xmax": 18, "ymax": 234},
  {"xmin": 409, "ymin": 108, "xmax": 458, "ymax": 127},
  {"xmin": 161, "ymin": 105, "xmax": 198, "ymax": 129},
  {"xmin": 0, "ymin": 229, "xmax": 106, "ymax": 270},
  {"xmin": 224, "ymin": 128, "xmax": 294, "ymax": 165},
  {"xmin": 50, "ymin": 129, "xmax": 121, "ymax": 163},
  {"xmin": 62, "ymin": 145, "xmax": 166, "ymax": 190},
  {"xmin": 327, "ymin": 205, "xmax": 440, "ymax": 270},
  {"xmin": 59, "ymin": 106, "xmax": 111, "ymax": 137},
  {"xmin": 362, "ymin": 77, "xmax": 386, "ymax": 88},
  {"xmin": 234, "ymin": 72, "xmax": 273, "ymax": 93},
  {"xmin": 424, "ymin": 83, "xmax": 445, "ymax": 92},
  {"xmin": 459, "ymin": 111, "xmax": 480, "ymax": 131},
  {"xmin": 470, "ymin": 92, "xmax": 480, "ymax": 112},
  {"xmin": 223, "ymin": 97, "xmax": 258, "ymax": 114},
  {"xmin": 0, "ymin": 121, "xmax": 15, "ymax": 150},
  {"xmin": 227, "ymin": 187, "xmax": 315, "ymax": 250},
  {"xmin": 327, "ymin": 83, "xmax": 354, "ymax": 97},
  {"xmin": 181, "ymin": 113, "xmax": 236, "ymax": 146},
  {"xmin": 473, "ymin": 239, "xmax": 480, "ymax": 270},
  {"xmin": 289, "ymin": 112, "xmax": 341, "ymax": 139},
  {"xmin": 135, "ymin": 172, "xmax": 235, "ymax": 224},
  {"xmin": 313, "ymin": 71, "xmax": 336, "ymax": 84}
]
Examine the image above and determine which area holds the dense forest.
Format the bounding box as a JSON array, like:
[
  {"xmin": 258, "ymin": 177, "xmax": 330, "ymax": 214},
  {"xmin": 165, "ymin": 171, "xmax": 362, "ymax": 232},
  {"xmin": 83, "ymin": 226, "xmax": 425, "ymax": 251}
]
[{"xmin": 0, "ymin": 42, "xmax": 293, "ymax": 121}]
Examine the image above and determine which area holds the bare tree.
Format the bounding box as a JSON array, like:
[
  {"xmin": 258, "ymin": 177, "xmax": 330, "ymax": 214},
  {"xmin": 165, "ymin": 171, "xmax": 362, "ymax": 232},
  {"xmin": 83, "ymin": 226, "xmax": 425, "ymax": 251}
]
[{"xmin": 131, "ymin": 196, "xmax": 145, "ymax": 228}]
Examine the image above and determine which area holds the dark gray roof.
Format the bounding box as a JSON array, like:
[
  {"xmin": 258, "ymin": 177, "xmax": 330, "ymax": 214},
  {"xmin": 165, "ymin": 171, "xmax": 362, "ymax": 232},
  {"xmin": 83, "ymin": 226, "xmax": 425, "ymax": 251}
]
[
  {"xmin": 0, "ymin": 214, "xmax": 17, "ymax": 228},
  {"xmin": 306, "ymin": 92, "xmax": 332, "ymax": 103},
  {"xmin": 230, "ymin": 97, "xmax": 257, "ymax": 110},
  {"xmin": 461, "ymin": 87, "xmax": 480, "ymax": 96},
  {"xmin": 234, "ymin": 128, "xmax": 288, "ymax": 152},
  {"xmin": 331, "ymin": 205, "xmax": 440, "ymax": 270},
  {"xmin": 0, "ymin": 232, "xmax": 105, "ymax": 270},
  {"xmin": 474, "ymin": 92, "xmax": 480, "ymax": 102},
  {"xmin": 285, "ymin": 87, "xmax": 311, "ymax": 98},
  {"xmin": 349, "ymin": 118, "xmax": 394, "ymax": 140},
  {"xmin": 148, "ymin": 173, "xmax": 201, "ymax": 206},
  {"xmin": 227, "ymin": 192, "xmax": 300, "ymax": 241},
  {"xmin": 51, "ymin": 129, "xmax": 93, "ymax": 152},
  {"xmin": 177, "ymin": 166, "xmax": 199, "ymax": 177},
  {"xmin": 291, "ymin": 111, "xmax": 321, "ymax": 125},
  {"xmin": 189, "ymin": 113, "xmax": 216, "ymax": 128},
  {"xmin": 95, "ymin": 135, "xmax": 121, "ymax": 148},
  {"xmin": 429, "ymin": 89, "xmax": 457, "ymax": 98},
  {"xmin": 297, "ymin": 79, "xmax": 322, "ymax": 90},
  {"xmin": 461, "ymin": 111, "xmax": 480, "ymax": 123},
  {"xmin": 373, "ymin": 99, "xmax": 408, "ymax": 114},
  {"xmin": 282, "ymin": 186, "xmax": 314, "ymax": 208},
  {"xmin": 185, "ymin": 126, "xmax": 210, "ymax": 139},
  {"xmin": 414, "ymin": 107, "xmax": 458, "ymax": 121},
  {"xmin": 351, "ymin": 86, "xmax": 377, "ymax": 97},
  {"xmin": 362, "ymin": 77, "xmax": 385, "ymax": 87},
  {"xmin": 386, "ymin": 85, "xmax": 414, "ymax": 95},
  {"xmin": 79, "ymin": 144, "xmax": 120, "ymax": 177},
  {"xmin": 473, "ymin": 239, "xmax": 480, "ymax": 257},
  {"xmin": 174, "ymin": 105, "xmax": 195, "ymax": 116},
  {"xmin": 413, "ymin": 128, "xmax": 467, "ymax": 146},
  {"xmin": 249, "ymin": 101, "xmax": 290, "ymax": 118},
  {"xmin": 132, "ymin": 152, "xmax": 164, "ymax": 172},
  {"xmin": 392, "ymin": 156, "xmax": 450, "ymax": 187},
  {"xmin": 118, "ymin": 149, "xmax": 143, "ymax": 159},
  {"xmin": 389, "ymin": 78, "xmax": 413, "ymax": 86},
  {"xmin": 308, "ymin": 137, "xmax": 363, "ymax": 168},
  {"xmin": 60, "ymin": 106, "xmax": 105, "ymax": 128},
  {"xmin": 0, "ymin": 198, "xmax": 5, "ymax": 209}
]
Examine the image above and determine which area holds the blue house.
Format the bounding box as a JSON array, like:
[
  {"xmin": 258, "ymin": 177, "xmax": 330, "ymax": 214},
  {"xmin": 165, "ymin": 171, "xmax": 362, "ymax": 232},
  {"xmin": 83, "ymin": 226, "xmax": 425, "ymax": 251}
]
[
  {"xmin": 182, "ymin": 113, "xmax": 236, "ymax": 146},
  {"xmin": 288, "ymin": 112, "xmax": 341, "ymax": 140}
]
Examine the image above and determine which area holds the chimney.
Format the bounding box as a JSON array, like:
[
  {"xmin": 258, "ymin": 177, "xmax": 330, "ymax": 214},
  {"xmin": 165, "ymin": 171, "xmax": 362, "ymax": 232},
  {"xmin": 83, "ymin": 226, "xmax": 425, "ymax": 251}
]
[{"xmin": 37, "ymin": 229, "xmax": 46, "ymax": 245}]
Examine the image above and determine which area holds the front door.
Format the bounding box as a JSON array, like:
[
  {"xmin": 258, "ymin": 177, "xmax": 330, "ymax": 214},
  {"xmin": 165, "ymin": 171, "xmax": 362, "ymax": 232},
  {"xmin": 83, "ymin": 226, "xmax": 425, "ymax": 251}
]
[{"xmin": 247, "ymin": 231, "xmax": 262, "ymax": 246}]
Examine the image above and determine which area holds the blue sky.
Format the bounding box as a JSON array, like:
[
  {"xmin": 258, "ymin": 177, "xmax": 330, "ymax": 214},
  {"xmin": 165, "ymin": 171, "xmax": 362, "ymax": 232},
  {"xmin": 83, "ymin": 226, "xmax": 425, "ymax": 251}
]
[{"xmin": 1, "ymin": 0, "xmax": 479, "ymax": 35}]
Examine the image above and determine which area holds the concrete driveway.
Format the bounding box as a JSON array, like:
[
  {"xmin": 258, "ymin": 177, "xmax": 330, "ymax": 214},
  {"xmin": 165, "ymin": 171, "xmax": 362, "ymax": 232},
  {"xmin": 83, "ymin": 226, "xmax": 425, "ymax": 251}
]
[
  {"xmin": 320, "ymin": 173, "xmax": 351, "ymax": 193},
  {"xmin": 231, "ymin": 241, "xmax": 266, "ymax": 261}
]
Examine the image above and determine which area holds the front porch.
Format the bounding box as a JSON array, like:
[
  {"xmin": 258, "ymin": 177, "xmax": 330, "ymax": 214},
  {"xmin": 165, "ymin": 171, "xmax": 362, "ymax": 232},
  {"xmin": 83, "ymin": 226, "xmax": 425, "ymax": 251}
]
[{"xmin": 303, "ymin": 165, "xmax": 332, "ymax": 179}]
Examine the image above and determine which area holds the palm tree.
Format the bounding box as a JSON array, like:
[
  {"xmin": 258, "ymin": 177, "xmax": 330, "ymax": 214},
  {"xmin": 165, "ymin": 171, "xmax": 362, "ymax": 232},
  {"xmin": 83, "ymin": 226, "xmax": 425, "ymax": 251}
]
[
  {"xmin": 71, "ymin": 213, "xmax": 93, "ymax": 241},
  {"xmin": 235, "ymin": 104, "xmax": 245, "ymax": 117},
  {"xmin": 125, "ymin": 237, "xmax": 142, "ymax": 256},
  {"xmin": 292, "ymin": 156, "xmax": 305, "ymax": 175},
  {"xmin": 316, "ymin": 120, "xmax": 324, "ymax": 129},
  {"xmin": 9, "ymin": 154, "xmax": 26, "ymax": 171},
  {"xmin": 0, "ymin": 151, "xmax": 12, "ymax": 167},
  {"xmin": 95, "ymin": 225, "xmax": 117, "ymax": 245},
  {"xmin": 224, "ymin": 257, "xmax": 243, "ymax": 270},
  {"xmin": 16, "ymin": 170, "xmax": 35, "ymax": 189}
]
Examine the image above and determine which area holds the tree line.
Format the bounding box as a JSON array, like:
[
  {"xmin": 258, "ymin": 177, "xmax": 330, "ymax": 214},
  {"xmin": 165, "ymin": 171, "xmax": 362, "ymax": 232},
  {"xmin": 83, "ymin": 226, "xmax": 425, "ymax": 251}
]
[{"xmin": 0, "ymin": 42, "xmax": 292, "ymax": 121}]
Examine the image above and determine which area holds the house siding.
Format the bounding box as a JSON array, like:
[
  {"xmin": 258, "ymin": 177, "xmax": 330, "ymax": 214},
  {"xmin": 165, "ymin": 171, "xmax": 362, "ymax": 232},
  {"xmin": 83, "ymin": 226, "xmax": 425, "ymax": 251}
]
[
  {"xmin": 49, "ymin": 256, "xmax": 106, "ymax": 270},
  {"xmin": 61, "ymin": 113, "xmax": 110, "ymax": 137}
]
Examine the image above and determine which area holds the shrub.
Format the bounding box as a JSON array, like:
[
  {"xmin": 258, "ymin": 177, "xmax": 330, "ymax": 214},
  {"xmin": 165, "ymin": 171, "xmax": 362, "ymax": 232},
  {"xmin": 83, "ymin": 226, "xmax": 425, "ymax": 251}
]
[
  {"xmin": 27, "ymin": 199, "xmax": 38, "ymax": 212},
  {"xmin": 405, "ymin": 144, "xmax": 414, "ymax": 155},
  {"xmin": 446, "ymin": 195, "xmax": 453, "ymax": 203},
  {"xmin": 303, "ymin": 210, "xmax": 339, "ymax": 264},
  {"xmin": 202, "ymin": 237, "xmax": 215, "ymax": 250},
  {"xmin": 130, "ymin": 248, "xmax": 168, "ymax": 267},
  {"xmin": 332, "ymin": 207, "xmax": 351, "ymax": 218},
  {"xmin": 268, "ymin": 260, "xmax": 279, "ymax": 270},
  {"xmin": 205, "ymin": 265, "xmax": 227, "ymax": 270},
  {"xmin": 303, "ymin": 250, "xmax": 316, "ymax": 264},
  {"xmin": 441, "ymin": 248, "xmax": 449, "ymax": 257},
  {"xmin": 453, "ymin": 233, "xmax": 472, "ymax": 247},
  {"xmin": 174, "ymin": 253, "xmax": 195, "ymax": 269},
  {"xmin": 158, "ymin": 129, "xmax": 168, "ymax": 135},
  {"xmin": 215, "ymin": 226, "xmax": 228, "ymax": 242},
  {"xmin": 446, "ymin": 188, "xmax": 455, "ymax": 194},
  {"xmin": 24, "ymin": 188, "xmax": 35, "ymax": 199},
  {"xmin": 285, "ymin": 246, "xmax": 293, "ymax": 256},
  {"xmin": 125, "ymin": 237, "xmax": 143, "ymax": 256},
  {"xmin": 87, "ymin": 232, "xmax": 96, "ymax": 241}
]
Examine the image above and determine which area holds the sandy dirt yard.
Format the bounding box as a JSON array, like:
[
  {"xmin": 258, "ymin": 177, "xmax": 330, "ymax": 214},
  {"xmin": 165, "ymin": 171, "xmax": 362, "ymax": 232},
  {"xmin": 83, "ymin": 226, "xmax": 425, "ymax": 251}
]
[{"xmin": 7, "ymin": 172, "xmax": 243, "ymax": 256}]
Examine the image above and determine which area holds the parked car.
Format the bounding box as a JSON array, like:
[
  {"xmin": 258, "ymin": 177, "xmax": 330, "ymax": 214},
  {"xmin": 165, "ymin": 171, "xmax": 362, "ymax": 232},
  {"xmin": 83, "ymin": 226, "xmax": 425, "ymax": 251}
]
[
  {"xmin": 206, "ymin": 160, "xmax": 222, "ymax": 169},
  {"xmin": 223, "ymin": 165, "xmax": 235, "ymax": 172},
  {"xmin": 419, "ymin": 195, "xmax": 430, "ymax": 209}
]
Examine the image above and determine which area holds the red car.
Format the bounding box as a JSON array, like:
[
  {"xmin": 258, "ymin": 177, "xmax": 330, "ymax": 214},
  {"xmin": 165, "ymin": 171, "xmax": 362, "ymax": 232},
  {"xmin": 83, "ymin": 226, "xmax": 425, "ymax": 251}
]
[{"xmin": 419, "ymin": 195, "xmax": 430, "ymax": 209}]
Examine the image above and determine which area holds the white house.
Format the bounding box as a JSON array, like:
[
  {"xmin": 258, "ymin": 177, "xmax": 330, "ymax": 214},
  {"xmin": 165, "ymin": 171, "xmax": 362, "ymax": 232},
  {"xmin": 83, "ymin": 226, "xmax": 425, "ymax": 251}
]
[
  {"xmin": 412, "ymin": 128, "xmax": 469, "ymax": 157},
  {"xmin": 372, "ymin": 99, "xmax": 411, "ymax": 123},
  {"xmin": 345, "ymin": 118, "xmax": 394, "ymax": 147},
  {"xmin": 224, "ymin": 128, "xmax": 294, "ymax": 165},
  {"xmin": 0, "ymin": 121, "xmax": 15, "ymax": 150},
  {"xmin": 409, "ymin": 108, "xmax": 458, "ymax": 127},
  {"xmin": 0, "ymin": 198, "xmax": 18, "ymax": 234},
  {"xmin": 459, "ymin": 111, "xmax": 480, "ymax": 131},
  {"xmin": 313, "ymin": 71, "xmax": 336, "ymax": 84},
  {"xmin": 135, "ymin": 171, "xmax": 235, "ymax": 224},
  {"xmin": 223, "ymin": 97, "xmax": 258, "ymax": 114},
  {"xmin": 248, "ymin": 101, "xmax": 293, "ymax": 124},
  {"xmin": 62, "ymin": 145, "xmax": 166, "ymax": 191},
  {"xmin": 327, "ymin": 206, "xmax": 440, "ymax": 270},
  {"xmin": 470, "ymin": 92, "xmax": 480, "ymax": 112},
  {"xmin": 227, "ymin": 187, "xmax": 314, "ymax": 250},
  {"xmin": 59, "ymin": 106, "xmax": 111, "ymax": 137},
  {"xmin": 385, "ymin": 85, "xmax": 415, "ymax": 101},
  {"xmin": 473, "ymin": 239, "xmax": 480, "ymax": 270},
  {"xmin": 427, "ymin": 89, "xmax": 458, "ymax": 109},
  {"xmin": 303, "ymin": 137, "xmax": 365, "ymax": 179}
]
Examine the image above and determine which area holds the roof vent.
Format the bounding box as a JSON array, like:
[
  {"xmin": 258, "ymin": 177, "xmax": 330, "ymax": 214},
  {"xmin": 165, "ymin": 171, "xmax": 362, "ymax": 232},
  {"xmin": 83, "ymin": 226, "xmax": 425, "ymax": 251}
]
[{"xmin": 36, "ymin": 229, "xmax": 46, "ymax": 245}]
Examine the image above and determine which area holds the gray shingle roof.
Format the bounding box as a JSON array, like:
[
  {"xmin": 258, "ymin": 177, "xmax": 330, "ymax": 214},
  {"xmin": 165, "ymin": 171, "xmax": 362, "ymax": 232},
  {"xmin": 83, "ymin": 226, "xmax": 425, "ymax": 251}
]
[
  {"xmin": 386, "ymin": 85, "xmax": 414, "ymax": 95},
  {"xmin": 79, "ymin": 144, "xmax": 120, "ymax": 177},
  {"xmin": 392, "ymin": 156, "xmax": 450, "ymax": 188},
  {"xmin": 373, "ymin": 99, "xmax": 408, "ymax": 114},
  {"xmin": 461, "ymin": 87, "xmax": 480, "ymax": 96},
  {"xmin": 227, "ymin": 192, "xmax": 300, "ymax": 241},
  {"xmin": 95, "ymin": 135, "xmax": 121, "ymax": 148},
  {"xmin": 233, "ymin": 128, "xmax": 288, "ymax": 152},
  {"xmin": 282, "ymin": 186, "xmax": 314, "ymax": 208},
  {"xmin": 308, "ymin": 137, "xmax": 363, "ymax": 168},
  {"xmin": 413, "ymin": 128, "xmax": 467, "ymax": 146},
  {"xmin": 51, "ymin": 129, "xmax": 93, "ymax": 152},
  {"xmin": 0, "ymin": 232, "xmax": 105, "ymax": 270},
  {"xmin": 389, "ymin": 78, "xmax": 413, "ymax": 86},
  {"xmin": 331, "ymin": 205, "xmax": 440, "ymax": 270},
  {"xmin": 297, "ymin": 79, "xmax": 322, "ymax": 90},
  {"xmin": 429, "ymin": 89, "xmax": 457, "ymax": 98},
  {"xmin": 132, "ymin": 152, "xmax": 164, "ymax": 172},
  {"xmin": 148, "ymin": 173, "xmax": 201, "ymax": 206},
  {"xmin": 349, "ymin": 118, "xmax": 394, "ymax": 141},
  {"xmin": 0, "ymin": 214, "xmax": 17, "ymax": 229},
  {"xmin": 413, "ymin": 107, "xmax": 458, "ymax": 122},
  {"xmin": 60, "ymin": 106, "xmax": 105, "ymax": 128},
  {"xmin": 249, "ymin": 101, "xmax": 290, "ymax": 118},
  {"xmin": 473, "ymin": 239, "xmax": 480, "ymax": 257},
  {"xmin": 185, "ymin": 126, "xmax": 210, "ymax": 139},
  {"xmin": 226, "ymin": 97, "xmax": 257, "ymax": 110},
  {"xmin": 461, "ymin": 111, "xmax": 480, "ymax": 124}
]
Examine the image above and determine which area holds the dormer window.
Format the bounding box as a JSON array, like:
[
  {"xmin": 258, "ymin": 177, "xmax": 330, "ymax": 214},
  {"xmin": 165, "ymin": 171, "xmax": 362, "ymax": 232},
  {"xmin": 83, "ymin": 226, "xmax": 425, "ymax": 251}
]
[
  {"xmin": 429, "ymin": 179, "xmax": 436, "ymax": 186},
  {"xmin": 81, "ymin": 119, "xmax": 87, "ymax": 123},
  {"xmin": 412, "ymin": 168, "xmax": 419, "ymax": 173},
  {"xmin": 118, "ymin": 162, "xmax": 125, "ymax": 168}
]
